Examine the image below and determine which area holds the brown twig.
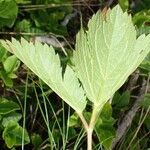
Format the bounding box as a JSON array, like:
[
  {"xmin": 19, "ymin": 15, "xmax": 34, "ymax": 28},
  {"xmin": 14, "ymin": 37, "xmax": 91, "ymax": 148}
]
[
  {"xmin": 19, "ymin": 3, "xmax": 101, "ymax": 11},
  {"xmin": 127, "ymin": 70, "xmax": 140, "ymax": 91}
]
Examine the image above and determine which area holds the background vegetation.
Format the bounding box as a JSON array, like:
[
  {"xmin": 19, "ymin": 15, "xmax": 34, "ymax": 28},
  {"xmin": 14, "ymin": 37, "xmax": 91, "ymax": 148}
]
[{"xmin": 0, "ymin": 0, "xmax": 150, "ymax": 150}]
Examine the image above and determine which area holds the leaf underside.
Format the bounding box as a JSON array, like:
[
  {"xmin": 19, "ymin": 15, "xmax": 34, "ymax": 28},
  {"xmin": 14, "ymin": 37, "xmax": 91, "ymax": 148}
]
[
  {"xmin": 1, "ymin": 39, "xmax": 86, "ymax": 113},
  {"xmin": 1, "ymin": 5, "xmax": 150, "ymax": 112},
  {"xmin": 73, "ymin": 5, "xmax": 150, "ymax": 106}
]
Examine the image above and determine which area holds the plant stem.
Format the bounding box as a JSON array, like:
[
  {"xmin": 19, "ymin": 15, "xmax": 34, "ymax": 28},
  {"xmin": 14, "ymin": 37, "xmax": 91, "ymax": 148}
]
[
  {"xmin": 87, "ymin": 128, "xmax": 93, "ymax": 150},
  {"xmin": 78, "ymin": 104, "xmax": 102, "ymax": 150},
  {"xmin": 77, "ymin": 112, "xmax": 89, "ymax": 132},
  {"xmin": 89, "ymin": 105, "xmax": 101, "ymax": 129},
  {"xmin": 87, "ymin": 105, "xmax": 102, "ymax": 150}
]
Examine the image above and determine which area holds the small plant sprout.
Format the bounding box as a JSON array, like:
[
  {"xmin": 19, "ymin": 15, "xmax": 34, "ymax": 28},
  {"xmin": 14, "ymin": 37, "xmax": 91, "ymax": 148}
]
[{"xmin": 1, "ymin": 5, "xmax": 150, "ymax": 150}]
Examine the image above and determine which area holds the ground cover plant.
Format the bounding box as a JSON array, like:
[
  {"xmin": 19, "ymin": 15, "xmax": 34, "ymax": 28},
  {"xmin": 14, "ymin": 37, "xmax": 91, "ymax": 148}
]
[
  {"xmin": 1, "ymin": 3, "xmax": 150, "ymax": 150},
  {"xmin": 0, "ymin": 0, "xmax": 150, "ymax": 150}
]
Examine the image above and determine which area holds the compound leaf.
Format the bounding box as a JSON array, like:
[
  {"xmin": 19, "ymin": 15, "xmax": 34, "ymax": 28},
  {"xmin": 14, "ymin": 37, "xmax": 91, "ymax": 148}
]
[
  {"xmin": 73, "ymin": 5, "xmax": 150, "ymax": 107},
  {"xmin": 1, "ymin": 39, "xmax": 86, "ymax": 113}
]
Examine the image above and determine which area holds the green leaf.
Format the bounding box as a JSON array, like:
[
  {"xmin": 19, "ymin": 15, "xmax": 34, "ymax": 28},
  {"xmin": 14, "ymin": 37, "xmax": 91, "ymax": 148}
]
[
  {"xmin": 68, "ymin": 112, "xmax": 80, "ymax": 127},
  {"xmin": 112, "ymin": 91, "xmax": 130, "ymax": 108},
  {"xmin": 117, "ymin": 91, "xmax": 130, "ymax": 107},
  {"xmin": 0, "ymin": 70, "xmax": 13, "ymax": 87},
  {"xmin": 2, "ymin": 112, "xmax": 22, "ymax": 127},
  {"xmin": 15, "ymin": 19, "xmax": 31, "ymax": 32},
  {"xmin": 111, "ymin": 92, "xmax": 121, "ymax": 106},
  {"xmin": 0, "ymin": 98, "xmax": 20, "ymax": 115},
  {"xmin": 119, "ymin": 0, "xmax": 129, "ymax": 11},
  {"xmin": 137, "ymin": 26, "xmax": 150, "ymax": 36},
  {"xmin": 100, "ymin": 103, "xmax": 114, "ymax": 119},
  {"xmin": 15, "ymin": 0, "xmax": 30, "ymax": 4},
  {"xmin": 30, "ymin": 2, "xmax": 72, "ymax": 35},
  {"xmin": 3, "ymin": 55, "xmax": 18, "ymax": 73},
  {"xmin": 0, "ymin": 44, "xmax": 7, "ymax": 62},
  {"xmin": 3, "ymin": 122, "xmax": 30, "ymax": 148},
  {"xmin": 8, "ymin": 73, "xmax": 18, "ymax": 79},
  {"xmin": 95, "ymin": 103, "xmax": 116, "ymax": 149},
  {"xmin": 73, "ymin": 5, "xmax": 150, "ymax": 107},
  {"xmin": 140, "ymin": 94, "xmax": 150, "ymax": 109},
  {"xmin": 31, "ymin": 133, "xmax": 42, "ymax": 149},
  {"xmin": 1, "ymin": 39, "xmax": 86, "ymax": 113},
  {"xmin": 132, "ymin": 10, "xmax": 150, "ymax": 27},
  {"xmin": 140, "ymin": 52, "xmax": 150, "ymax": 73},
  {"xmin": 144, "ymin": 116, "xmax": 150, "ymax": 130},
  {"xmin": 0, "ymin": 0, "xmax": 18, "ymax": 28}
]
